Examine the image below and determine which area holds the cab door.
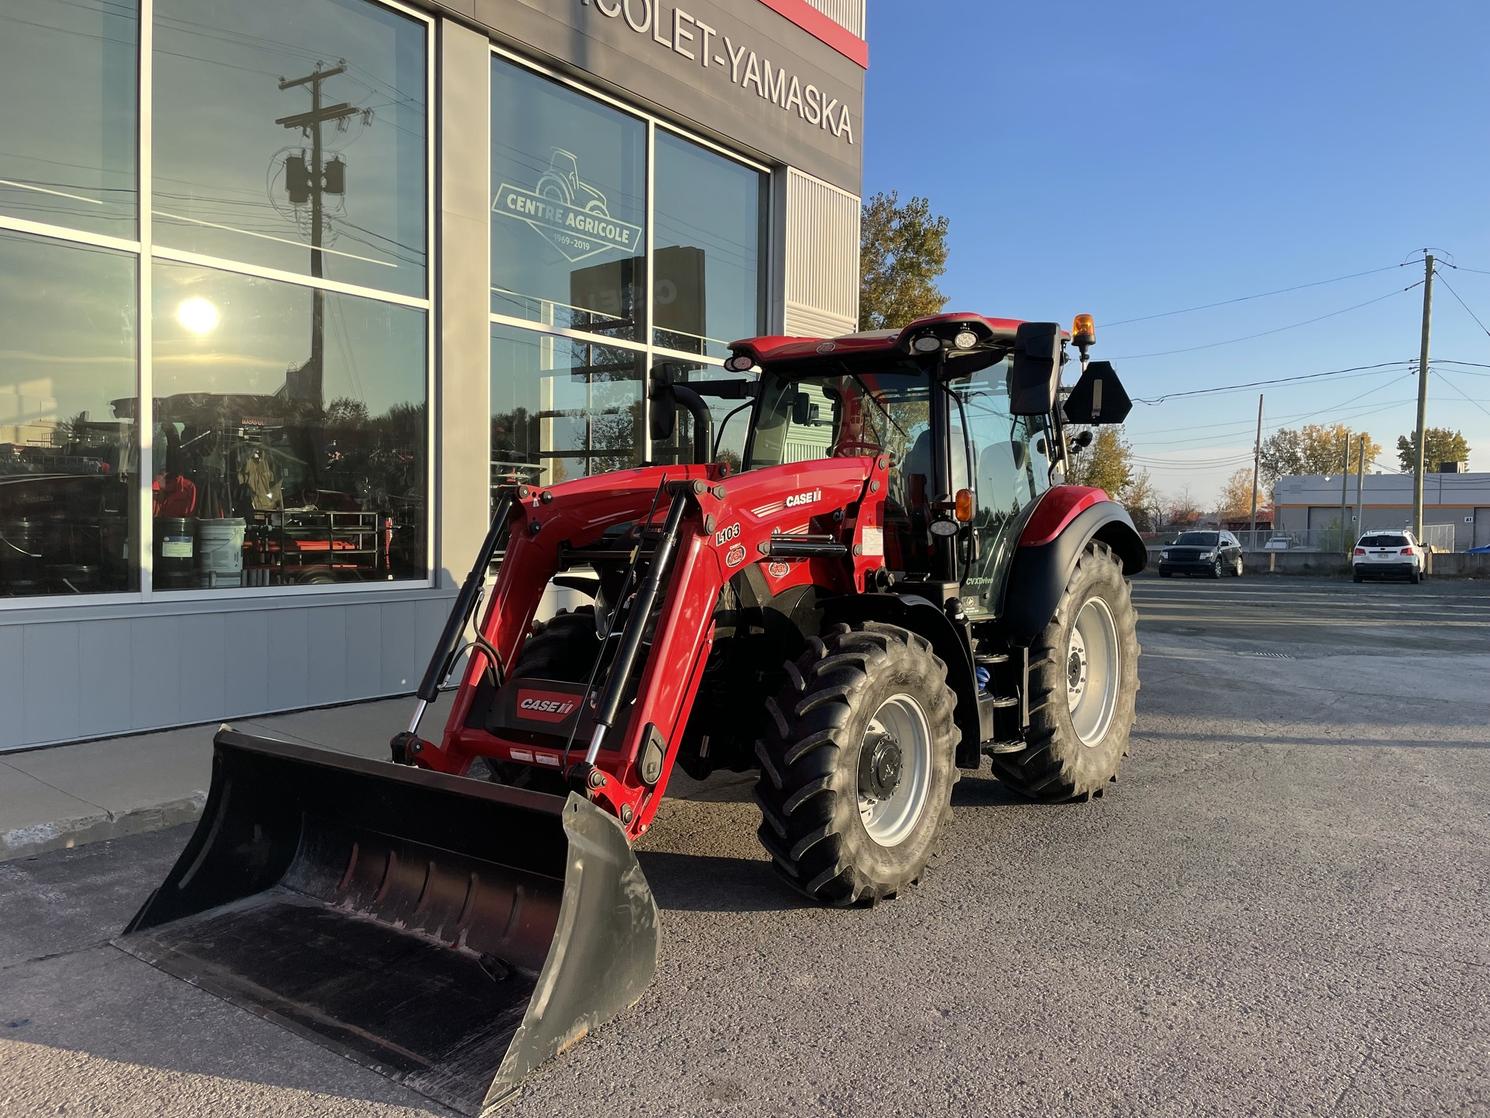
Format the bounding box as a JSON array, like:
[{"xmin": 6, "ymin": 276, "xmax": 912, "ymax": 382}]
[{"xmin": 949, "ymin": 359, "xmax": 1053, "ymax": 617}]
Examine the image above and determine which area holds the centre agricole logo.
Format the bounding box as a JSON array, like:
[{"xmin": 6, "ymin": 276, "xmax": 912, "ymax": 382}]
[{"xmin": 493, "ymin": 149, "xmax": 643, "ymax": 264}]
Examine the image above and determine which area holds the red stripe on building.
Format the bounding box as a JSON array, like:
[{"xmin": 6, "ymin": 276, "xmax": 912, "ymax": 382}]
[{"xmin": 755, "ymin": 0, "xmax": 869, "ymax": 68}]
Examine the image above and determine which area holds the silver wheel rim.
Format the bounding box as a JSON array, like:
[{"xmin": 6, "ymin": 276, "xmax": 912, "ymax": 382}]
[
  {"xmin": 858, "ymin": 693, "xmax": 931, "ymax": 847},
  {"xmin": 1066, "ymin": 596, "xmax": 1120, "ymax": 747}
]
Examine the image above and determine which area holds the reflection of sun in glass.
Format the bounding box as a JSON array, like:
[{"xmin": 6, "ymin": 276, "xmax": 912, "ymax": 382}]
[{"xmin": 176, "ymin": 295, "xmax": 220, "ymax": 335}]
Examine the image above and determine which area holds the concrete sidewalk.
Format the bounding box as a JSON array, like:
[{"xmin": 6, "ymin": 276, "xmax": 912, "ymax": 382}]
[{"xmin": 0, "ymin": 692, "xmax": 456, "ymax": 861}]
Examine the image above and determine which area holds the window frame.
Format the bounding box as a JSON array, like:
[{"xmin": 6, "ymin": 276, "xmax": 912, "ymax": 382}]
[
  {"xmin": 486, "ymin": 43, "xmax": 772, "ymax": 486},
  {"xmin": 0, "ymin": 0, "xmax": 436, "ymax": 611}
]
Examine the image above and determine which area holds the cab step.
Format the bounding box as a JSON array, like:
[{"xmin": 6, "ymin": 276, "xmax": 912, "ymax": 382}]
[{"xmin": 982, "ymin": 738, "xmax": 1027, "ymax": 755}]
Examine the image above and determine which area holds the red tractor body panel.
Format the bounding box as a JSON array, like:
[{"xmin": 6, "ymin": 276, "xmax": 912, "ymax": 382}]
[{"xmin": 422, "ymin": 456, "xmax": 890, "ymax": 837}]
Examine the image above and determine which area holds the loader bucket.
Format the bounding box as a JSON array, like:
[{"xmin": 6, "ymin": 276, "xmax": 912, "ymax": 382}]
[{"xmin": 117, "ymin": 729, "xmax": 658, "ymax": 1115}]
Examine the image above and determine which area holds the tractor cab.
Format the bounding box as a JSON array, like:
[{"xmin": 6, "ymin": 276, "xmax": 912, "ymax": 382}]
[{"xmin": 678, "ymin": 313, "xmax": 1126, "ymax": 619}]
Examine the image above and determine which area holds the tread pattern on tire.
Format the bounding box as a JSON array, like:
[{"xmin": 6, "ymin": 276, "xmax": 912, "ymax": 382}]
[
  {"xmin": 754, "ymin": 621, "xmax": 958, "ymax": 907},
  {"xmin": 988, "ymin": 540, "xmax": 1140, "ymax": 803}
]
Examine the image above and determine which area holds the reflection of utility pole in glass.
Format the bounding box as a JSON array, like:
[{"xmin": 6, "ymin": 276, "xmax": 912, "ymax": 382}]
[{"xmin": 277, "ymin": 62, "xmax": 357, "ymax": 409}]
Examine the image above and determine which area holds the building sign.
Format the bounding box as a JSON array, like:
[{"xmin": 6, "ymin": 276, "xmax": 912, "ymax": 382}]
[
  {"xmin": 493, "ymin": 148, "xmax": 644, "ymax": 263},
  {"xmin": 583, "ymin": 0, "xmax": 855, "ymax": 145}
]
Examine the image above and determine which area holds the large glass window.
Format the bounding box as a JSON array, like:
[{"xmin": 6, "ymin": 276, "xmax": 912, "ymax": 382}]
[
  {"xmin": 490, "ymin": 323, "xmax": 644, "ymax": 492},
  {"xmin": 153, "ymin": 0, "xmax": 428, "ymax": 297},
  {"xmin": 487, "ymin": 54, "xmax": 768, "ymax": 509},
  {"xmin": 490, "ymin": 58, "xmax": 646, "ymax": 339},
  {"xmin": 151, "ymin": 263, "xmax": 426, "ymax": 589},
  {"xmin": 0, "ymin": 231, "xmax": 138, "ymax": 598},
  {"xmin": 0, "ymin": 0, "xmax": 138, "ymax": 239},
  {"xmin": 654, "ymin": 132, "xmax": 766, "ymax": 358}
]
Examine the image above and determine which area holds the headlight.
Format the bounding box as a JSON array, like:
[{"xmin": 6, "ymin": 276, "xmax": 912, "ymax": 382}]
[
  {"xmin": 1160, "ymin": 550, "xmax": 1170, "ymax": 560},
  {"xmin": 1200, "ymin": 550, "xmax": 1215, "ymax": 560}
]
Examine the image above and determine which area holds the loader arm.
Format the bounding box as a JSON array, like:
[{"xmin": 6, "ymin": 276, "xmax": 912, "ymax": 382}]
[{"xmin": 413, "ymin": 455, "xmax": 889, "ymax": 837}]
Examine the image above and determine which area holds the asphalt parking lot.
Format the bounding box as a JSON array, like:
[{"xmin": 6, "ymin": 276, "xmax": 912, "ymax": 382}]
[{"xmin": 2, "ymin": 575, "xmax": 1487, "ymax": 1118}]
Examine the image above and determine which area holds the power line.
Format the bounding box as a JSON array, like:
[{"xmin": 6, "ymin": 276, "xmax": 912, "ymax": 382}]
[
  {"xmin": 1111, "ymin": 284, "xmax": 1422, "ymax": 360},
  {"xmin": 1432, "ymin": 369, "xmax": 1490, "ymax": 421},
  {"xmin": 1131, "ymin": 361, "xmax": 1413, "ymax": 405},
  {"xmin": 1433, "ymin": 269, "xmax": 1490, "ymax": 340},
  {"xmin": 1103, "ymin": 263, "xmax": 1409, "ymax": 328}
]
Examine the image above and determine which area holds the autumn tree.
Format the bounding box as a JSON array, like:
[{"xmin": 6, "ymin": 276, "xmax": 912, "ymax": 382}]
[
  {"xmin": 1065, "ymin": 427, "xmax": 1133, "ymax": 497},
  {"xmin": 1124, "ymin": 468, "xmax": 1161, "ymax": 532},
  {"xmin": 1217, "ymin": 467, "xmax": 1265, "ymax": 520},
  {"xmin": 1396, "ymin": 427, "xmax": 1470, "ymax": 472},
  {"xmin": 859, "ymin": 191, "xmax": 949, "ymax": 330},
  {"xmin": 1165, "ymin": 486, "xmax": 1202, "ymax": 527},
  {"xmin": 1258, "ymin": 423, "xmax": 1381, "ymax": 483}
]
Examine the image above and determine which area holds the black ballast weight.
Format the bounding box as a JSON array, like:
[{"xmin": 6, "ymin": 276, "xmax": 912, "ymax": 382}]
[{"xmin": 117, "ymin": 729, "xmax": 658, "ymax": 1115}]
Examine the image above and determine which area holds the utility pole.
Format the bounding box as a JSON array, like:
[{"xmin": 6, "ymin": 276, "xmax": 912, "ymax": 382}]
[
  {"xmin": 1247, "ymin": 393, "xmax": 1263, "ymax": 551},
  {"xmin": 277, "ymin": 62, "xmax": 356, "ymax": 408},
  {"xmin": 1354, "ymin": 433, "xmax": 1366, "ymax": 542},
  {"xmin": 1339, "ymin": 430, "xmax": 1351, "ymax": 555},
  {"xmin": 1411, "ymin": 251, "xmax": 1434, "ymax": 539}
]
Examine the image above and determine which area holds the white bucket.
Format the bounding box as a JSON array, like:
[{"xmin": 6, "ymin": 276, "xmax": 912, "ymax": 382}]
[{"xmin": 196, "ymin": 518, "xmax": 246, "ymax": 588}]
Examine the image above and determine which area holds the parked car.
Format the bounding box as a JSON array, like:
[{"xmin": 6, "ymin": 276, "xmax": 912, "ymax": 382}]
[
  {"xmin": 1352, "ymin": 530, "xmax": 1424, "ymax": 583},
  {"xmin": 1158, "ymin": 530, "xmax": 1245, "ymax": 578},
  {"xmin": 1263, "ymin": 533, "xmax": 1292, "ymax": 551}
]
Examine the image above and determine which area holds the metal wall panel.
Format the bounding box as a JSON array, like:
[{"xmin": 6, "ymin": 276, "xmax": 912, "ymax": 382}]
[
  {"xmin": 0, "ymin": 594, "xmax": 455, "ymax": 751},
  {"xmin": 782, "ymin": 167, "xmax": 859, "ymax": 336},
  {"xmin": 805, "ymin": 0, "xmax": 866, "ymax": 38}
]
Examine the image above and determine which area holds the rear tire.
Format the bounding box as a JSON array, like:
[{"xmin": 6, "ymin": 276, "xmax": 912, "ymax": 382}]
[
  {"xmin": 1353, "ymin": 572, "xmax": 1364, "ymax": 583},
  {"xmin": 990, "ymin": 541, "xmax": 1139, "ymax": 801},
  {"xmin": 1233, "ymin": 555, "xmax": 1244, "ymax": 577},
  {"xmin": 754, "ymin": 622, "xmax": 958, "ymax": 907},
  {"xmin": 1410, "ymin": 569, "xmax": 1421, "ymax": 584}
]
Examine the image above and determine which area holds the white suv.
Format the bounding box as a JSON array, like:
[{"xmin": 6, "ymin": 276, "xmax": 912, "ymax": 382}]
[{"xmin": 1352, "ymin": 530, "xmax": 1424, "ymax": 584}]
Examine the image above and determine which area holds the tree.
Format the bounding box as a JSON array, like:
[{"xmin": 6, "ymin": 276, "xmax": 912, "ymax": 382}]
[
  {"xmin": 1396, "ymin": 427, "xmax": 1470, "ymax": 472},
  {"xmin": 859, "ymin": 191, "xmax": 949, "ymax": 330},
  {"xmin": 1258, "ymin": 423, "xmax": 1381, "ymax": 483},
  {"xmin": 1124, "ymin": 468, "xmax": 1161, "ymax": 532},
  {"xmin": 1165, "ymin": 486, "xmax": 1202, "ymax": 527},
  {"xmin": 1065, "ymin": 427, "xmax": 1133, "ymax": 497},
  {"xmin": 1217, "ymin": 467, "xmax": 1265, "ymax": 520}
]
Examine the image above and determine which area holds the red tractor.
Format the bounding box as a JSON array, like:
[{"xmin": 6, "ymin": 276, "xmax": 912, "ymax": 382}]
[{"xmin": 122, "ymin": 313, "xmax": 1144, "ymax": 1114}]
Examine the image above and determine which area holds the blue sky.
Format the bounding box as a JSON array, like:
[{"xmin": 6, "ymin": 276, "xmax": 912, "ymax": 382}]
[{"xmin": 860, "ymin": 0, "xmax": 1490, "ymax": 503}]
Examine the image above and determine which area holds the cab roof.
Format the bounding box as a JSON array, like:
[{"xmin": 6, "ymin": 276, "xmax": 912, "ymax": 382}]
[{"xmin": 728, "ymin": 313, "xmax": 1036, "ymax": 368}]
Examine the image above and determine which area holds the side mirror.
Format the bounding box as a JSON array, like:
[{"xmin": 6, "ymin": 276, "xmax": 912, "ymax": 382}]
[
  {"xmin": 648, "ymin": 392, "xmax": 677, "ymax": 443},
  {"xmin": 1062, "ymin": 360, "xmax": 1133, "ymax": 425},
  {"xmin": 1008, "ymin": 322, "xmax": 1063, "ymax": 416},
  {"xmin": 791, "ymin": 392, "xmax": 820, "ymax": 426}
]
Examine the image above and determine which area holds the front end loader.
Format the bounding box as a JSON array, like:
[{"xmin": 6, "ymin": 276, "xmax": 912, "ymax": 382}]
[{"xmin": 120, "ymin": 312, "xmax": 1145, "ymax": 1113}]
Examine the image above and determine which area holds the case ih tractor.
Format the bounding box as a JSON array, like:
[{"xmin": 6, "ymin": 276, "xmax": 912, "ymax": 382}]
[{"xmin": 121, "ymin": 313, "xmax": 1145, "ymax": 1114}]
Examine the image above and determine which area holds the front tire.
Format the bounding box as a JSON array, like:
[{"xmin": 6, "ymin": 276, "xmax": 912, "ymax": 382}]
[
  {"xmin": 754, "ymin": 622, "xmax": 958, "ymax": 907},
  {"xmin": 989, "ymin": 541, "xmax": 1139, "ymax": 801}
]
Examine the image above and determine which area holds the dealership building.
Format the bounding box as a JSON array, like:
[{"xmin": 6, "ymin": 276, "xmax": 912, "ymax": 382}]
[{"xmin": 0, "ymin": 0, "xmax": 867, "ymax": 749}]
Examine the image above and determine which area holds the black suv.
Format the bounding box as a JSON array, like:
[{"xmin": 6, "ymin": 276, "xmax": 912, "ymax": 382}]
[{"xmin": 1158, "ymin": 530, "xmax": 1244, "ymax": 579}]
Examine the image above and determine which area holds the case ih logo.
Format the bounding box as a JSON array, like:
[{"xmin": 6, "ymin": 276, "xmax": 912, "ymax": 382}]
[
  {"xmin": 494, "ymin": 149, "xmax": 643, "ymax": 264},
  {"xmin": 785, "ymin": 489, "xmax": 821, "ymax": 508},
  {"xmin": 516, "ymin": 689, "xmax": 579, "ymax": 723}
]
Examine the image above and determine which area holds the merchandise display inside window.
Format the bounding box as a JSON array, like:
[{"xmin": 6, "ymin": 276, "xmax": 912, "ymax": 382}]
[
  {"xmin": 490, "ymin": 58, "xmax": 646, "ymax": 339},
  {"xmin": 152, "ymin": 263, "xmax": 427, "ymax": 589},
  {"xmin": 0, "ymin": 233, "xmax": 139, "ymax": 598}
]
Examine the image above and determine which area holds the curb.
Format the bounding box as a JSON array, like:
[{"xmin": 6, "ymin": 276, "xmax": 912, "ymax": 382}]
[{"xmin": 0, "ymin": 791, "xmax": 206, "ymax": 863}]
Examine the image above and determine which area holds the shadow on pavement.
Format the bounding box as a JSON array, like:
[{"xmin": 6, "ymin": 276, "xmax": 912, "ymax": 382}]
[{"xmin": 637, "ymin": 849, "xmax": 808, "ymax": 914}]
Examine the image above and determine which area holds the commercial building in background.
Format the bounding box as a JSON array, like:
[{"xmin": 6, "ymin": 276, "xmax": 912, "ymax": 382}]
[
  {"xmin": 1273, "ymin": 471, "xmax": 1490, "ymax": 551},
  {"xmin": 0, "ymin": 0, "xmax": 867, "ymax": 749}
]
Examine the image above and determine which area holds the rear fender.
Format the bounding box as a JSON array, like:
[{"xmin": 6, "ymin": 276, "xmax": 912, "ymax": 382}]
[
  {"xmin": 822, "ymin": 592, "xmax": 982, "ymax": 768},
  {"xmin": 1001, "ymin": 491, "xmax": 1145, "ymax": 647}
]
